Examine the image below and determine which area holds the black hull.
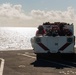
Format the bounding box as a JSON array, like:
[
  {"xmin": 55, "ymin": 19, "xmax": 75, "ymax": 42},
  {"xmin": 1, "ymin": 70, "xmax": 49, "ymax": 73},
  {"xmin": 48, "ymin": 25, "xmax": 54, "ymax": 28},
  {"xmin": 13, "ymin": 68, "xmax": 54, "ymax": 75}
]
[{"xmin": 36, "ymin": 53, "xmax": 75, "ymax": 60}]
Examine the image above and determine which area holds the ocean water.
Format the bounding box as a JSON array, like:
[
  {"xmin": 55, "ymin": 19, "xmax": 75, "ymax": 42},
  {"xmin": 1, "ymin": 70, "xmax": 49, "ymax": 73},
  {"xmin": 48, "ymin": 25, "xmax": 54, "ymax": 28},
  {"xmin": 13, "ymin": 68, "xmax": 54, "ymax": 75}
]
[
  {"xmin": 0, "ymin": 27, "xmax": 76, "ymax": 51},
  {"xmin": 0, "ymin": 27, "xmax": 37, "ymax": 51}
]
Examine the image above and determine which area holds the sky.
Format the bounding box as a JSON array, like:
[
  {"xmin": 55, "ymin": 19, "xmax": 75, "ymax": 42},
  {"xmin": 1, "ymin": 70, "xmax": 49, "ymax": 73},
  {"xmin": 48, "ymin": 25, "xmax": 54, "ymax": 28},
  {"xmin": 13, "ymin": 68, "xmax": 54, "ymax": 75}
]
[{"xmin": 0, "ymin": 0, "xmax": 76, "ymax": 27}]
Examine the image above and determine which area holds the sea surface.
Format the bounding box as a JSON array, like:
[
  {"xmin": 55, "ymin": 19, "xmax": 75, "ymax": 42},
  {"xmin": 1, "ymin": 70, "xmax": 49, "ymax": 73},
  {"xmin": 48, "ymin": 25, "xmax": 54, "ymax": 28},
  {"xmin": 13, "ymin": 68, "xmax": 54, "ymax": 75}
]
[
  {"xmin": 0, "ymin": 27, "xmax": 37, "ymax": 51},
  {"xmin": 0, "ymin": 27, "xmax": 76, "ymax": 51}
]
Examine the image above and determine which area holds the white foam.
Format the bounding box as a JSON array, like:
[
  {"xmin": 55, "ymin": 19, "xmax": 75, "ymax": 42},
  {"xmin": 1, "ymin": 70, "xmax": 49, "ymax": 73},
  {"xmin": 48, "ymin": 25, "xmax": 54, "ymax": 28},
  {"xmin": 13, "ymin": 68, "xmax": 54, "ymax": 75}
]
[{"xmin": 0, "ymin": 27, "xmax": 36, "ymax": 51}]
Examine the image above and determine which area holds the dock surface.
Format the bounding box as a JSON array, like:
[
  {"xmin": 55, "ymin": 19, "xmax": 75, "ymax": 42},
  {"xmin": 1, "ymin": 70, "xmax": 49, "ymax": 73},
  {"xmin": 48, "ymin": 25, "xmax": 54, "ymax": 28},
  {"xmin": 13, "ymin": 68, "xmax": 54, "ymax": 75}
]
[{"xmin": 0, "ymin": 49, "xmax": 76, "ymax": 75}]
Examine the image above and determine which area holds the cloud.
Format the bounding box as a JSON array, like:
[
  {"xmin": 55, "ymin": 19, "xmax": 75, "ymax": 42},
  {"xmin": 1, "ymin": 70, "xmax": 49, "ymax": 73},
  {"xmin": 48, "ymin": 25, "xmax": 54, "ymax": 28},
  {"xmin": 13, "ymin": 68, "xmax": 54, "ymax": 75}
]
[
  {"xmin": 0, "ymin": 3, "xmax": 31, "ymax": 19},
  {"xmin": 0, "ymin": 3, "xmax": 76, "ymax": 27},
  {"xmin": 30, "ymin": 7, "xmax": 76, "ymax": 23},
  {"xmin": 0, "ymin": 3, "xmax": 32, "ymax": 27}
]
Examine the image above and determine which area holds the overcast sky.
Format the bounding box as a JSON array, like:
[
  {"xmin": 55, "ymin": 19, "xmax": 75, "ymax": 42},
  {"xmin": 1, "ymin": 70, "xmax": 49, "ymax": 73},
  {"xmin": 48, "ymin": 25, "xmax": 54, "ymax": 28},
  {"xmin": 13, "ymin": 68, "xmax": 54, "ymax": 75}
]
[{"xmin": 0, "ymin": 0, "xmax": 76, "ymax": 27}]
